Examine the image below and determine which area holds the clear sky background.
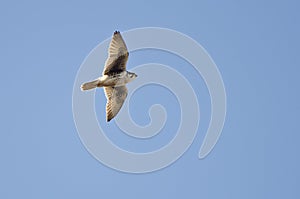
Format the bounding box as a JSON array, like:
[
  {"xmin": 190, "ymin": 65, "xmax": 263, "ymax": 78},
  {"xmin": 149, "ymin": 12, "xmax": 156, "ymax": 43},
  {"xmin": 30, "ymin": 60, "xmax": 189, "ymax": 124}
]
[{"xmin": 1, "ymin": 0, "xmax": 299, "ymax": 198}]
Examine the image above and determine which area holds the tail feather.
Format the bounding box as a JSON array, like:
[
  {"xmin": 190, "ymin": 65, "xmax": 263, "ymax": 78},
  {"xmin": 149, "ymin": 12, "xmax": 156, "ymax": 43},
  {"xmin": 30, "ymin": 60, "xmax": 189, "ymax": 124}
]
[{"xmin": 81, "ymin": 79, "xmax": 101, "ymax": 91}]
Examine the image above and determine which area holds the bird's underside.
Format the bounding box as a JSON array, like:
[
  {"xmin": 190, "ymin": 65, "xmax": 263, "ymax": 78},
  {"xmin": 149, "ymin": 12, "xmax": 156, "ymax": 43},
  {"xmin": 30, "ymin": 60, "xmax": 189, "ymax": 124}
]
[{"xmin": 81, "ymin": 30, "xmax": 136, "ymax": 122}]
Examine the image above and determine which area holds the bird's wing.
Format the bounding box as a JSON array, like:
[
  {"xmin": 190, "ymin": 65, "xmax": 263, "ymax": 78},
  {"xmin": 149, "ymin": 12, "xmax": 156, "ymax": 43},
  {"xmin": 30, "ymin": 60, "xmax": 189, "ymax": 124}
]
[
  {"xmin": 103, "ymin": 31, "xmax": 129, "ymax": 75},
  {"xmin": 104, "ymin": 86, "xmax": 128, "ymax": 122}
]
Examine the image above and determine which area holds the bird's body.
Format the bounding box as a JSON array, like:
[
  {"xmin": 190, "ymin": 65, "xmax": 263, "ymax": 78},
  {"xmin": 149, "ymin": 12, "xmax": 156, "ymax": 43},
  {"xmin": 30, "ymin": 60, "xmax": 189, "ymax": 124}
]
[
  {"xmin": 100, "ymin": 71, "xmax": 136, "ymax": 87},
  {"xmin": 81, "ymin": 31, "xmax": 137, "ymax": 122}
]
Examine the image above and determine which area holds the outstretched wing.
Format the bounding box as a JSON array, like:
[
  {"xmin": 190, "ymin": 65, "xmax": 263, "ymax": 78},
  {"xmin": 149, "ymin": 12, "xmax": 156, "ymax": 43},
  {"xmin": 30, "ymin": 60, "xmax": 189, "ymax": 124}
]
[
  {"xmin": 104, "ymin": 86, "xmax": 128, "ymax": 122},
  {"xmin": 103, "ymin": 31, "xmax": 129, "ymax": 75}
]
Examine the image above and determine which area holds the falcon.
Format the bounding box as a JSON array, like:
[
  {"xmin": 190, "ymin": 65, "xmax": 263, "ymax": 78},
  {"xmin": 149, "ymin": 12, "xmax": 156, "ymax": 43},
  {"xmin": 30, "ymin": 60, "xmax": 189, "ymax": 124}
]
[{"xmin": 81, "ymin": 31, "xmax": 137, "ymax": 122}]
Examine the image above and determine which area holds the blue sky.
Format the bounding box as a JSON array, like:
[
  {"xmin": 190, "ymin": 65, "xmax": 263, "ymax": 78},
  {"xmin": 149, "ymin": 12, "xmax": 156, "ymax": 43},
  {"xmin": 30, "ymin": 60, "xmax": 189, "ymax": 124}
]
[{"xmin": 1, "ymin": 0, "xmax": 300, "ymax": 198}]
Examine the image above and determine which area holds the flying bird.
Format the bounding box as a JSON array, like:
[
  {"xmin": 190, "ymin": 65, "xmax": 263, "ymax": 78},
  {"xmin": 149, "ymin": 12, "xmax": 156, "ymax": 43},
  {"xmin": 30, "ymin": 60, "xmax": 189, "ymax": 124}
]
[{"xmin": 81, "ymin": 31, "xmax": 137, "ymax": 122}]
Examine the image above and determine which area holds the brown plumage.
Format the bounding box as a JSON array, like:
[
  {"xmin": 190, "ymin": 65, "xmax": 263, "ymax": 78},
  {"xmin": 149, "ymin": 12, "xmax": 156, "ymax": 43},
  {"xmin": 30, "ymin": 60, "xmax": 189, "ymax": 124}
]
[{"xmin": 81, "ymin": 31, "xmax": 137, "ymax": 122}]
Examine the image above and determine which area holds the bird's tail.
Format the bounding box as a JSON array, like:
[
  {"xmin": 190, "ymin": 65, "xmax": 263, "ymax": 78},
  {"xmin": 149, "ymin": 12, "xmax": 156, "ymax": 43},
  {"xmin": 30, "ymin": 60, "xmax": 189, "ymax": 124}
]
[{"xmin": 81, "ymin": 79, "xmax": 101, "ymax": 91}]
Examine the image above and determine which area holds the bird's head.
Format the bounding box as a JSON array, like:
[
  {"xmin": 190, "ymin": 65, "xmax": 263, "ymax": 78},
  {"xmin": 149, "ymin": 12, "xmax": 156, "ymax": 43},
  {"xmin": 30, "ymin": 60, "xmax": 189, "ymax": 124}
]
[{"xmin": 128, "ymin": 72, "xmax": 138, "ymax": 80}]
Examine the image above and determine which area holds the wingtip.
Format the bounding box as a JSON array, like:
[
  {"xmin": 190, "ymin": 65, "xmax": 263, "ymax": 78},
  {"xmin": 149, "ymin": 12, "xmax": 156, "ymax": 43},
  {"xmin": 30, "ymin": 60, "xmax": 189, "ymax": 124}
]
[
  {"xmin": 114, "ymin": 30, "xmax": 120, "ymax": 35},
  {"xmin": 106, "ymin": 115, "xmax": 113, "ymax": 122}
]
